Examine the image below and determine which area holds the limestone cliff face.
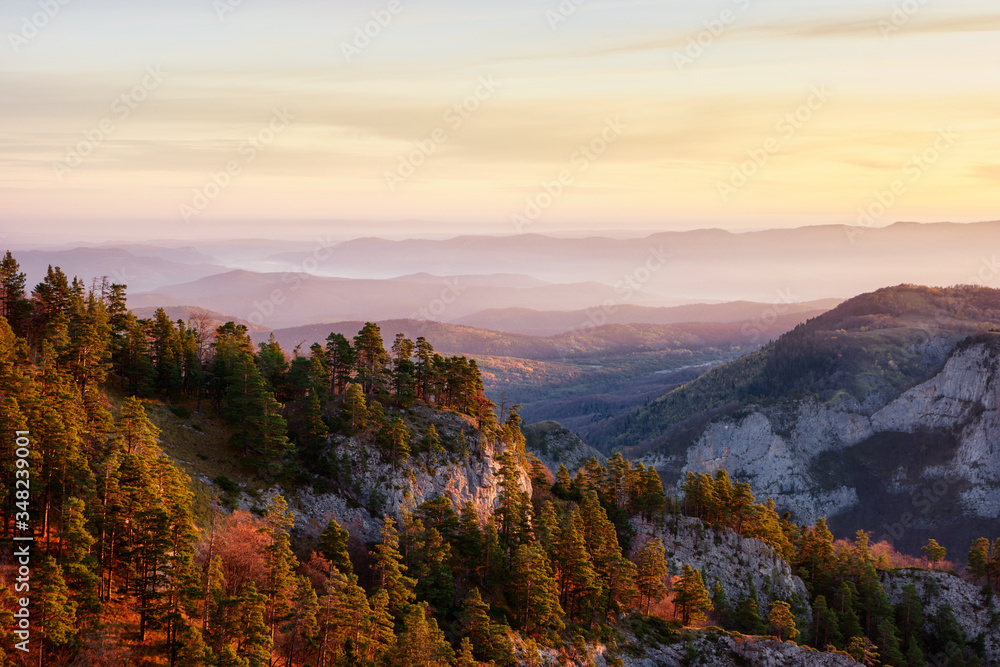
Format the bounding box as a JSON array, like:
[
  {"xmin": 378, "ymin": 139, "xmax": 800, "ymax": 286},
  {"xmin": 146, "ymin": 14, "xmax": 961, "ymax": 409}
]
[
  {"xmin": 882, "ymin": 569, "xmax": 1000, "ymax": 664},
  {"xmin": 660, "ymin": 337, "xmax": 1000, "ymax": 526},
  {"xmin": 621, "ymin": 632, "xmax": 859, "ymax": 667},
  {"xmin": 243, "ymin": 407, "xmax": 530, "ymax": 542},
  {"xmin": 679, "ymin": 402, "xmax": 869, "ymax": 522},
  {"xmin": 631, "ymin": 515, "xmax": 811, "ymax": 619},
  {"xmin": 523, "ymin": 420, "xmax": 606, "ymax": 475}
]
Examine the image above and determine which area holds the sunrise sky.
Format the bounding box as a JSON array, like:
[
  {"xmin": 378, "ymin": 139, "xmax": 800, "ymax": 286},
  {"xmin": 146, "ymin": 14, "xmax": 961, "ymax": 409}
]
[{"xmin": 0, "ymin": 0, "xmax": 997, "ymax": 241}]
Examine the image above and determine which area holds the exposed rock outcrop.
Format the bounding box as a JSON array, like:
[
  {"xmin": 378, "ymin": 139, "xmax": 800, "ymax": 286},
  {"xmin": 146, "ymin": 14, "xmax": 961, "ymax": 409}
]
[
  {"xmin": 523, "ymin": 420, "xmax": 606, "ymax": 474},
  {"xmin": 882, "ymin": 569, "xmax": 1000, "ymax": 664},
  {"xmin": 631, "ymin": 516, "xmax": 810, "ymax": 619},
  {"xmin": 622, "ymin": 632, "xmax": 859, "ymax": 667},
  {"xmin": 241, "ymin": 407, "xmax": 530, "ymax": 542},
  {"xmin": 660, "ymin": 337, "xmax": 1000, "ymax": 532}
]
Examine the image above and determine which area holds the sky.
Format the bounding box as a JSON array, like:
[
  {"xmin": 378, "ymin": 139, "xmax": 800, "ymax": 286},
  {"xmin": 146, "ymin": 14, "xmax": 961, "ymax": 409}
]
[{"xmin": 0, "ymin": 0, "xmax": 998, "ymax": 242}]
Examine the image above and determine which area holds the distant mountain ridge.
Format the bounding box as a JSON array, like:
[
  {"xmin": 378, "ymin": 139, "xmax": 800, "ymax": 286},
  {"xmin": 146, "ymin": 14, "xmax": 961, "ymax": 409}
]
[{"xmin": 455, "ymin": 299, "xmax": 843, "ymax": 336}]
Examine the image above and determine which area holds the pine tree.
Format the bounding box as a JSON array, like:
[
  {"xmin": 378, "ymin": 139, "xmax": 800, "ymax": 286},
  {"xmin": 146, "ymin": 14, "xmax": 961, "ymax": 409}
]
[
  {"xmin": 318, "ymin": 518, "xmax": 354, "ymax": 579},
  {"xmin": 896, "ymin": 584, "xmax": 924, "ymax": 643},
  {"xmin": 922, "ymin": 538, "xmax": 946, "ymax": 570},
  {"xmin": 282, "ymin": 575, "xmax": 319, "ymax": 667},
  {"xmin": 412, "ymin": 526, "xmax": 455, "ymax": 613},
  {"xmin": 635, "ymin": 538, "xmax": 669, "ymax": 614},
  {"xmin": 353, "ymin": 322, "xmax": 389, "ymax": 395},
  {"xmin": 387, "ymin": 602, "xmax": 454, "ymax": 667},
  {"xmin": 812, "ymin": 595, "xmax": 841, "ymax": 649},
  {"xmin": 343, "ymin": 382, "xmax": 368, "ymax": 432},
  {"xmin": 176, "ymin": 624, "xmax": 214, "ymax": 667},
  {"xmin": 459, "ymin": 588, "xmax": 515, "ymax": 667},
  {"xmin": 370, "ymin": 516, "xmax": 417, "ymax": 621},
  {"xmin": 59, "ymin": 497, "xmax": 102, "ymax": 624},
  {"xmin": 0, "ymin": 251, "xmax": 31, "ymax": 335},
  {"xmin": 236, "ymin": 582, "xmax": 272, "ymax": 667},
  {"xmin": 35, "ymin": 556, "xmax": 78, "ymax": 667},
  {"xmin": 224, "ymin": 350, "xmax": 292, "ymax": 478},
  {"xmin": 551, "ymin": 508, "xmax": 600, "ymax": 622},
  {"xmin": 768, "ymin": 601, "xmax": 798, "ymax": 642},
  {"xmin": 453, "ymin": 637, "xmax": 477, "ymax": 667},
  {"xmin": 510, "ymin": 544, "xmax": 564, "ymax": 638},
  {"xmin": 325, "ymin": 332, "xmax": 354, "ymax": 395},
  {"xmin": 733, "ymin": 585, "xmax": 766, "ymax": 635},
  {"xmin": 261, "ymin": 495, "xmax": 298, "ymax": 643},
  {"xmin": 386, "ymin": 416, "xmax": 411, "ymax": 469},
  {"xmin": 836, "ymin": 582, "xmax": 864, "ymax": 647},
  {"xmin": 673, "ymin": 564, "xmax": 712, "ymax": 626},
  {"xmin": 967, "ymin": 537, "xmax": 991, "ymax": 584},
  {"xmin": 847, "ymin": 636, "xmax": 880, "ymax": 666},
  {"xmin": 302, "ymin": 391, "xmax": 329, "ymax": 451}
]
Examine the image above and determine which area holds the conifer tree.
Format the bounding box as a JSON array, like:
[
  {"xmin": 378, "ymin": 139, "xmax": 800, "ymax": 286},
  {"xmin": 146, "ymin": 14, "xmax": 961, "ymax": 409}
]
[
  {"xmin": 237, "ymin": 582, "xmax": 272, "ymax": 667},
  {"xmin": 768, "ymin": 601, "xmax": 798, "ymax": 641},
  {"xmin": 353, "ymin": 322, "xmax": 389, "ymax": 395},
  {"xmin": 261, "ymin": 495, "xmax": 298, "ymax": 643},
  {"xmin": 967, "ymin": 537, "xmax": 991, "ymax": 584},
  {"xmin": 510, "ymin": 544, "xmax": 564, "ymax": 638},
  {"xmin": 224, "ymin": 350, "xmax": 291, "ymax": 477},
  {"xmin": 35, "ymin": 556, "xmax": 78, "ymax": 667},
  {"xmin": 812, "ymin": 595, "xmax": 841, "ymax": 649},
  {"xmin": 176, "ymin": 624, "xmax": 214, "ymax": 667},
  {"xmin": 370, "ymin": 516, "xmax": 417, "ymax": 621},
  {"xmin": 343, "ymin": 382, "xmax": 368, "ymax": 432},
  {"xmin": 388, "ymin": 602, "xmax": 454, "ymax": 667},
  {"xmin": 318, "ymin": 518, "xmax": 354, "ymax": 579},
  {"xmin": 0, "ymin": 250, "xmax": 31, "ymax": 335},
  {"xmin": 412, "ymin": 526, "xmax": 455, "ymax": 613},
  {"xmin": 552, "ymin": 508, "xmax": 600, "ymax": 622},
  {"xmin": 733, "ymin": 585, "xmax": 766, "ymax": 635},
  {"xmin": 282, "ymin": 575, "xmax": 319, "ymax": 667},
  {"xmin": 673, "ymin": 564, "xmax": 712, "ymax": 625},
  {"xmin": 635, "ymin": 537, "xmax": 669, "ymax": 614},
  {"xmin": 922, "ymin": 538, "xmax": 946, "ymax": 570}
]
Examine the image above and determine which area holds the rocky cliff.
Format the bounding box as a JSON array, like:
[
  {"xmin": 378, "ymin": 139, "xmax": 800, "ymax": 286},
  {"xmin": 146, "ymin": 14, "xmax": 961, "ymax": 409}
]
[
  {"xmin": 882, "ymin": 569, "xmax": 1000, "ymax": 664},
  {"xmin": 239, "ymin": 406, "xmax": 531, "ymax": 542},
  {"xmin": 621, "ymin": 632, "xmax": 859, "ymax": 667},
  {"xmin": 523, "ymin": 420, "xmax": 606, "ymax": 474},
  {"xmin": 651, "ymin": 335, "xmax": 1000, "ymax": 555},
  {"xmin": 631, "ymin": 515, "xmax": 811, "ymax": 619}
]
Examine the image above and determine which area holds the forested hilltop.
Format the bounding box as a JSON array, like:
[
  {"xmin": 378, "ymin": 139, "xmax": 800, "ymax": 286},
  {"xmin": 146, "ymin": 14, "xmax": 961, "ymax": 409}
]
[{"xmin": 0, "ymin": 253, "xmax": 998, "ymax": 667}]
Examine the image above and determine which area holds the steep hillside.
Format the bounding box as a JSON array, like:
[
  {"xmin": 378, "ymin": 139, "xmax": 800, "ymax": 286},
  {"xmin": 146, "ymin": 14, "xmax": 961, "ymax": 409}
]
[
  {"xmin": 523, "ymin": 421, "xmax": 606, "ymax": 474},
  {"xmin": 672, "ymin": 334, "xmax": 1000, "ymax": 552},
  {"xmin": 609, "ymin": 285, "xmax": 1000, "ymax": 556},
  {"xmin": 594, "ymin": 285, "xmax": 1000, "ymax": 457}
]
